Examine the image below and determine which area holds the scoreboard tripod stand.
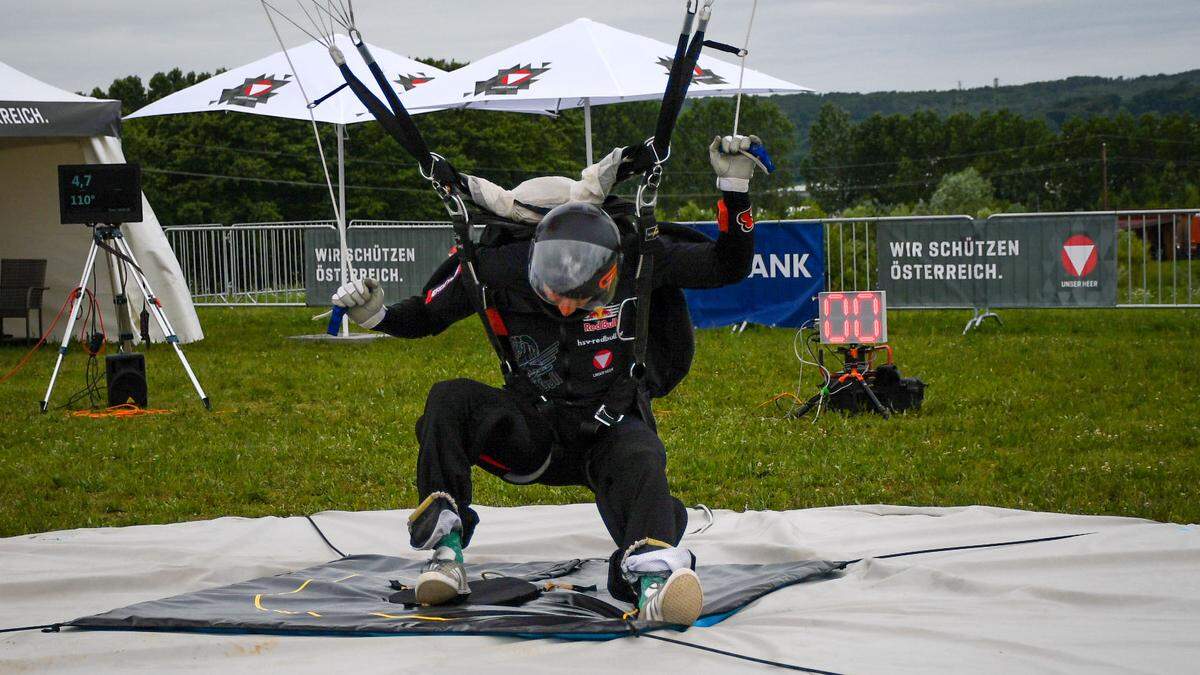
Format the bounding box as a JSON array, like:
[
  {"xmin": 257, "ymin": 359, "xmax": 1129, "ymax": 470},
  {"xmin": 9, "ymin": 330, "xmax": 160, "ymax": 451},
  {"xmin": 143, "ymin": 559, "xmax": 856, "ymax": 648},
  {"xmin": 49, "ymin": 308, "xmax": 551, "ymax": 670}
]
[
  {"xmin": 789, "ymin": 343, "xmax": 892, "ymax": 419},
  {"xmin": 40, "ymin": 224, "xmax": 211, "ymax": 412},
  {"xmin": 42, "ymin": 163, "xmax": 210, "ymax": 413},
  {"xmin": 790, "ymin": 290, "xmax": 897, "ymax": 419}
]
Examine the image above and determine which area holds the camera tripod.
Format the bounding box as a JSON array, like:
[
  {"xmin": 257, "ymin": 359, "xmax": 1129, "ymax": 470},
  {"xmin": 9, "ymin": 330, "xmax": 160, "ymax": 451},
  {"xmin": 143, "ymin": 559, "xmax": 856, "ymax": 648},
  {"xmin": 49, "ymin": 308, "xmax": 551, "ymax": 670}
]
[
  {"xmin": 789, "ymin": 343, "xmax": 891, "ymax": 419},
  {"xmin": 40, "ymin": 224, "xmax": 210, "ymax": 412}
]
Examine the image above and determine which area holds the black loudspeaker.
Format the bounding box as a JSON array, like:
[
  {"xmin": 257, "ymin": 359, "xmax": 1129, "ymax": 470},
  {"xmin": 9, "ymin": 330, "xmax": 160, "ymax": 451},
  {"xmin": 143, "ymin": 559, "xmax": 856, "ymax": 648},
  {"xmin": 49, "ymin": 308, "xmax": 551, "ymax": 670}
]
[{"xmin": 105, "ymin": 353, "xmax": 148, "ymax": 407}]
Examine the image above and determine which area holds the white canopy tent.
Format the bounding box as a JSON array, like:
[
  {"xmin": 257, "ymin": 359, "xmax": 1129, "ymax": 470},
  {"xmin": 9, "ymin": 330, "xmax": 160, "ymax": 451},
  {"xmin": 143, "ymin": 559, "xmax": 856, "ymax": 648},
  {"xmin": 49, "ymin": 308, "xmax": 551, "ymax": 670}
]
[
  {"xmin": 0, "ymin": 60, "xmax": 201, "ymax": 343},
  {"xmin": 126, "ymin": 36, "xmax": 450, "ymax": 334},
  {"xmin": 126, "ymin": 35, "xmax": 548, "ymax": 335},
  {"xmin": 401, "ymin": 17, "xmax": 812, "ymax": 163},
  {"xmin": 125, "ymin": 34, "xmax": 448, "ymax": 126}
]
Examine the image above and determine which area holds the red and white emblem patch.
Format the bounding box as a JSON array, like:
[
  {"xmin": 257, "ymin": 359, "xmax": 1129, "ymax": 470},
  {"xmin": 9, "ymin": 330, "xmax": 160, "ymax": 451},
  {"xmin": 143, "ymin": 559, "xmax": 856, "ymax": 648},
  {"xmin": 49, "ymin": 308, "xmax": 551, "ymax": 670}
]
[
  {"xmin": 1061, "ymin": 234, "xmax": 1098, "ymax": 278},
  {"xmin": 592, "ymin": 349, "xmax": 613, "ymax": 370}
]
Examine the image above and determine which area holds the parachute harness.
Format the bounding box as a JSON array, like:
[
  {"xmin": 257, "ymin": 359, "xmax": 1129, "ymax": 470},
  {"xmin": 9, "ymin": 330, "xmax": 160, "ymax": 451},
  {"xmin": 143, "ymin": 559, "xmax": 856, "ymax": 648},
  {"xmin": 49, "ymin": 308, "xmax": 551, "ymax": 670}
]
[
  {"xmin": 280, "ymin": 0, "xmax": 720, "ymax": 421},
  {"xmin": 583, "ymin": 0, "xmax": 713, "ymax": 433}
]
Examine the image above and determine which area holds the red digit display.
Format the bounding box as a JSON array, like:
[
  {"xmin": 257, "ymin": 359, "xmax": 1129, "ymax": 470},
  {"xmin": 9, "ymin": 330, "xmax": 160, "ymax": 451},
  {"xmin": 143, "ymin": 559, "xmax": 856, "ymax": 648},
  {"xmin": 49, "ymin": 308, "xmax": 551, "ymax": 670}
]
[{"xmin": 819, "ymin": 291, "xmax": 887, "ymax": 344}]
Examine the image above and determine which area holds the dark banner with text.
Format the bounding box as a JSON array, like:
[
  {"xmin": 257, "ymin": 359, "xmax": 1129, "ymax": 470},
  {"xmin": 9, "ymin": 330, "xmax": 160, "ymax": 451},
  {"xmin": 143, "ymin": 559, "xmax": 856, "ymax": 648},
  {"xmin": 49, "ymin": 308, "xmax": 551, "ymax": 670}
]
[
  {"xmin": 304, "ymin": 226, "xmax": 456, "ymax": 306},
  {"xmin": 876, "ymin": 215, "xmax": 1117, "ymax": 308}
]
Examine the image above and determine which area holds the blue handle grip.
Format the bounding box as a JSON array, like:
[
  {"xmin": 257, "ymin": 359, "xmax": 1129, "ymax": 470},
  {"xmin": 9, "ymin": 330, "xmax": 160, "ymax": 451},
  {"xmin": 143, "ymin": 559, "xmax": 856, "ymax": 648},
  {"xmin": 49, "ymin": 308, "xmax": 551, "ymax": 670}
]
[
  {"xmin": 327, "ymin": 306, "xmax": 347, "ymax": 336},
  {"xmin": 749, "ymin": 143, "xmax": 776, "ymax": 174}
]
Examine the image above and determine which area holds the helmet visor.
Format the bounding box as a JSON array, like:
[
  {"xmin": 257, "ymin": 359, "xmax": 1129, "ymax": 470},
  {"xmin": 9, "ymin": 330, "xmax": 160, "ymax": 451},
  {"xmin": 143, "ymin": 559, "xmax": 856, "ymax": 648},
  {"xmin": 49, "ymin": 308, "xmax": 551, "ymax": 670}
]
[{"xmin": 529, "ymin": 239, "xmax": 620, "ymax": 312}]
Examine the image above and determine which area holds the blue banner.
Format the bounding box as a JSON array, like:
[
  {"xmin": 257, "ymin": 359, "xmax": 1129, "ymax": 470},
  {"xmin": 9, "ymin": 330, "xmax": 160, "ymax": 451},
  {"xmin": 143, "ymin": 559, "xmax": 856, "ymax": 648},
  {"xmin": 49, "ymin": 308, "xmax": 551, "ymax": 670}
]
[{"xmin": 683, "ymin": 220, "xmax": 824, "ymax": 328}]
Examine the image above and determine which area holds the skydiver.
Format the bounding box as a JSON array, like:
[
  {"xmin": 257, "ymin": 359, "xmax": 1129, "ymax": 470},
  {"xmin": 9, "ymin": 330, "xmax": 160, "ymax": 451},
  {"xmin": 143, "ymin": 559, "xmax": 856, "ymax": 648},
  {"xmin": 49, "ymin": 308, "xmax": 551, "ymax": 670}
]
[{"xmin": 333, "ymin": 134, "xmax": 768, "ymax": 625}]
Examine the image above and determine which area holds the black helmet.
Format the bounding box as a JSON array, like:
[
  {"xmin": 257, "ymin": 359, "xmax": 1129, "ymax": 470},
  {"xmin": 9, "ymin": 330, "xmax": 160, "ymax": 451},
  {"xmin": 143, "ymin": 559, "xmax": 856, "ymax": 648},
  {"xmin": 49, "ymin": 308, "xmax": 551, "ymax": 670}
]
[{"xmin": 528, "ymin": 202, "xmax": 622, "ymax": 312}]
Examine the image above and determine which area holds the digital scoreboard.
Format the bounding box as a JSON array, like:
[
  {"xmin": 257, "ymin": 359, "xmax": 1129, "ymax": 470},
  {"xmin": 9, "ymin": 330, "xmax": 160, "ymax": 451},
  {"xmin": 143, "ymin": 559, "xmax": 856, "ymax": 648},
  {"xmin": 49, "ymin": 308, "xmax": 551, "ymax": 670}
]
[
  {"xmin": 58, "ymin": 163, "xmax": 143, "ymax": 224},
  {"xmin": 819, "ymin": 291, "xmax": 888, "ymax": 344}
]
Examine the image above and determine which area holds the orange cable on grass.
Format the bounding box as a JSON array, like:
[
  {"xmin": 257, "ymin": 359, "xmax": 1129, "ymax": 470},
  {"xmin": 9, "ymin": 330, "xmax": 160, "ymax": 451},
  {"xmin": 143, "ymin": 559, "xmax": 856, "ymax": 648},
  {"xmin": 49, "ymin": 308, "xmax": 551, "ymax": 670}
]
[
  {"xmin": 757, "ymin": 392, "xmax": 803, "ymax": 408},
  {"xmin": 70, "ymin": 404, "xmax": 174, "ymax": 419}
]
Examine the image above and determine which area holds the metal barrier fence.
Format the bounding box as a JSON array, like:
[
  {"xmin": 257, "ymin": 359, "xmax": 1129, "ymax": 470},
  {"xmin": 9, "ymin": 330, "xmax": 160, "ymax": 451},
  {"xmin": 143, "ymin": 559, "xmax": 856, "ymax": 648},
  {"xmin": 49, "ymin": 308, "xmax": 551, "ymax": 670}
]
[
  {"xmin": 823, "ymin": 209, "xmax": 1199, "ymax": 308},
  {"xmin": 164, "ymin": 221, "xmax": 336, "ymax": 306},
  {"xmin": 349, "ymin": 219, "xmax": 453, "ymax": 230},
  {"xmin": 166, "ymin": 211, "xmax": 1198, "ymax": 309}
]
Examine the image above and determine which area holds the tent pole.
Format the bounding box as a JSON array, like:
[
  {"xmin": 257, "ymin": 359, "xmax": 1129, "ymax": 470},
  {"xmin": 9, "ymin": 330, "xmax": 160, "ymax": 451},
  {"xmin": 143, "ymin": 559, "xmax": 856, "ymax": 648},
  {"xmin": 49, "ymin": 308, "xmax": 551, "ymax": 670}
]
[
  {"xmin": 583, "ymin": 98, "xmax": 594, "ymax": 166},
  {"xmin": 337, "ymin": 122, "xmax": 350, "ymax": 336}
]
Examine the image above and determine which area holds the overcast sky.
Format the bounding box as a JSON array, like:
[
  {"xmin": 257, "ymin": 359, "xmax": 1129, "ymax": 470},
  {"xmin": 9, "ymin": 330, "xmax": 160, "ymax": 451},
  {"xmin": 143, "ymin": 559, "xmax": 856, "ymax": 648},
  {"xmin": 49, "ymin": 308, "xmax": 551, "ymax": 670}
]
[{"xmin": 3, "ymin": 0, "xmax": 1197, "ymax": 95}]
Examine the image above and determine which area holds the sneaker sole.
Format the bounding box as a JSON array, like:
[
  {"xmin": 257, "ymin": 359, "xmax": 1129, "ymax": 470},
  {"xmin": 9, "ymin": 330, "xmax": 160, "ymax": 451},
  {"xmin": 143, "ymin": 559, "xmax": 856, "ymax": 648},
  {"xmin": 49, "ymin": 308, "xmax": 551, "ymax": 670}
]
[
  {"xmin": 415, "ymin": 571, "xmax": 462, "ymax": 606},
  {"xmin": 659, "ymin": 569, "xmax": 704, "ymax": 626}
]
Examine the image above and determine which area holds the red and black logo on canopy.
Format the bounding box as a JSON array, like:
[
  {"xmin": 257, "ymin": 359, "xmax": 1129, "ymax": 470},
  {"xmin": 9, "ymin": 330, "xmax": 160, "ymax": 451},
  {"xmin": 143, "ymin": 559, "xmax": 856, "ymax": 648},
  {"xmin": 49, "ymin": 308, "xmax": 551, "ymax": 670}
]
[
  {"xmin": 470, "ymin": 63, "xmax": 550, "ymax": 96},
  {"xmin": 656, "ymin": 57, "xmax": 727, "ymax": 86},
  {"xmin": 213, "ymin": 74, "xmax": 292, "ymax": 108},
  {"xmin": 394, "ymin": 73, "xmax": 435, "ymax": 92}
]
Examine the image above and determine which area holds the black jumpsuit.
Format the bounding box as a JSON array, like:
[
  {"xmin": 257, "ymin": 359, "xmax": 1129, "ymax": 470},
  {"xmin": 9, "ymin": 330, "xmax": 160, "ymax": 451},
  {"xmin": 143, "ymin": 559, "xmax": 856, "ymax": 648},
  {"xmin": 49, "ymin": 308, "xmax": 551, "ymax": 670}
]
[{"xmin": 374, "ymin": 192, "xmax": 755, "ymax": 600}]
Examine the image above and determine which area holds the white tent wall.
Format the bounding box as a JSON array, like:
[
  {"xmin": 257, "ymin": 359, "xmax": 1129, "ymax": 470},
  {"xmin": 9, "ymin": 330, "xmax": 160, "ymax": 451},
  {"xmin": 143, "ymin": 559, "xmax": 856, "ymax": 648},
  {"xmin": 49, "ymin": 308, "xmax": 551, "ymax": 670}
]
[{"xmin": 0, "ymin": 136, "xmax": 202, "ymax": 343}]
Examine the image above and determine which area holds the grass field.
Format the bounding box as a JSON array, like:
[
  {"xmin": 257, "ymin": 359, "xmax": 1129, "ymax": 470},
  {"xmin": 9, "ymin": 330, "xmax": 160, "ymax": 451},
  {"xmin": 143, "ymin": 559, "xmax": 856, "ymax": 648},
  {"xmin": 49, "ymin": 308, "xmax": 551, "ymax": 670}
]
[{"xmin": 1, "ymin": 306, "xmax": 1198, "ymax": 537}]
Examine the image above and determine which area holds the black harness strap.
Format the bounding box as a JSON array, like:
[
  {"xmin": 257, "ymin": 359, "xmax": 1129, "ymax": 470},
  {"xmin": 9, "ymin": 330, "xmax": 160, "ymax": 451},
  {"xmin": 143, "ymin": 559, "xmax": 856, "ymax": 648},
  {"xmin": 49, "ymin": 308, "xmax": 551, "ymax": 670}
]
[
  {"xmin": 583, "ymin": 2, "xmax": 714, "ymax": 434},
  {"xmin": 702, "ymin": 39, "xmax": 744, "ymax": 56},
  {"xmin": 442, "ymin": 197, "xmax": 528, "ymax": 389},
  {"xmin": 334, "ymin": 60, "xmax": 430, "ymax": 165},
  {"xmin": 654, "ymin": 0, "xmax": 713, "ymax": 157},
  {"xmin": 331, "ymin": 40, "xmax": 531, "ymax": 393},
  {"xmin": 307, "ymin": 82, "xmax": 350, "ymax": 110}
]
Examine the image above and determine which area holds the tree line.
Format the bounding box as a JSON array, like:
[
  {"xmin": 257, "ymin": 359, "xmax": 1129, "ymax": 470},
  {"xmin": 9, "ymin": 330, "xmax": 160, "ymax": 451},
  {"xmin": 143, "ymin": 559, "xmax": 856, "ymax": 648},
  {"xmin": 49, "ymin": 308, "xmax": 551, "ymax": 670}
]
[{"xmin": 803, "ymin": 104, "xmax": 1200, "ymax": 215}]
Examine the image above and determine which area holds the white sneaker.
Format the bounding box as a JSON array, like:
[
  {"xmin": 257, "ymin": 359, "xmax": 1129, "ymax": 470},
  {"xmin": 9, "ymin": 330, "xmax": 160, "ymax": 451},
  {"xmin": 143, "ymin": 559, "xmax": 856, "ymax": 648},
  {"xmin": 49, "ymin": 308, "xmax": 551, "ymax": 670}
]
[
  {"xmin": 638, "ymin": 568, "xmax": 704, "ymax": 625},
  {"xmin": 415, "ymin": 547, "xmax": 469, "ymax": 605}
]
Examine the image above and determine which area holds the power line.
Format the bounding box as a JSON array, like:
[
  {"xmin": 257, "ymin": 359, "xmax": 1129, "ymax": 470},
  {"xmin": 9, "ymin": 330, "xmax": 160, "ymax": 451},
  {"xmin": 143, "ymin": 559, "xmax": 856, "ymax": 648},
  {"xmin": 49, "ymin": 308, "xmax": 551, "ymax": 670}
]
[
  {"xmin": 804, "ymin": 138, "xmax": 1077, "ymax": 172},
  {"xmin": 141, "ymin": 167, "xmax": 432, "ymax": 193},
  {"xmin": 822, "ymin": 159, "xmax": 1103, "ymax": 194}
]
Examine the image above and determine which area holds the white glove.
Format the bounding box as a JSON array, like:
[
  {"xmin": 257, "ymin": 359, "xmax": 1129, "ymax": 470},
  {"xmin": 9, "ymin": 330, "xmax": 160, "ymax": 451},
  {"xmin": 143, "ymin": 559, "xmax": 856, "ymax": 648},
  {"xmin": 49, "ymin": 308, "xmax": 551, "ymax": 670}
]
[
  {"xmin": 331, "ymin": 277, "xmax": 385, "ymax": 329},
  {"xmin": 709, "ymin": 134, "xmax": 767, "ymax": 193}
]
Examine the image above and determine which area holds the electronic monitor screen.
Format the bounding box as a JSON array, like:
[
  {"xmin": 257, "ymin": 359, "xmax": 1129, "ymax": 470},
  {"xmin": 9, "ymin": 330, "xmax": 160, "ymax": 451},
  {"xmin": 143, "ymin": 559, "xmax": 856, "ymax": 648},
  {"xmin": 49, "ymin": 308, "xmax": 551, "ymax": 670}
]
[
  {"xmin": 819, "ymin": 291, "xmax": 888, "ymax": 344},
  {"xmin": 58, "ymin": 163, "xmax": 143, "ymax": 224}
]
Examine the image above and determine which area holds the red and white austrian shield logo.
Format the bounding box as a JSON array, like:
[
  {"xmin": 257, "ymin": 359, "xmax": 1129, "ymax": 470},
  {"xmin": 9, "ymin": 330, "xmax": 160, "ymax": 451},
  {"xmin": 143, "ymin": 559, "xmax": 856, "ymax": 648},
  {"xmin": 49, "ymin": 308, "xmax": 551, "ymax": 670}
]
[
  {"xmin": 592, "ymin": 349, "xmax": 613, "ymax": 370},
  {"xmin": 1061, "ymin": 234, "xmax": 1098, "ymax": 278}
]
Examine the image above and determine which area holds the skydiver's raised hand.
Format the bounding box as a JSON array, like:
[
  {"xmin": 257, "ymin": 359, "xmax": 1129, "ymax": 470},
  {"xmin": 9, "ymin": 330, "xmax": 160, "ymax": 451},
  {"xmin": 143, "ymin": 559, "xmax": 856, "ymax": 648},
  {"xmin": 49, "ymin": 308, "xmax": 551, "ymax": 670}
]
[
  {"xmin": 709, "ymin": 134, "xmax": 767, "ymax": 193},
  {"xmin": 616, "ymin": 142, "xmax": 657, "ymax": 182},
  {"xmin": 332, "ymin": 278, "xmax": 386, "ymax": 329}
]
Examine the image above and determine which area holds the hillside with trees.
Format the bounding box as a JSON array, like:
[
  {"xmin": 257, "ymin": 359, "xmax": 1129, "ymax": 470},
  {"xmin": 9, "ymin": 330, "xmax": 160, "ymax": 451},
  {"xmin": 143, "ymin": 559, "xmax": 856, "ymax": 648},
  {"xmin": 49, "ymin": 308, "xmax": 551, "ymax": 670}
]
[
  {"xmin": 776, "ymin": 69, "xmax": 1200, "ymax": 158},
  {"xmin": 90, "ymin": 66, "xmax": 1199, "ymax": 223}
]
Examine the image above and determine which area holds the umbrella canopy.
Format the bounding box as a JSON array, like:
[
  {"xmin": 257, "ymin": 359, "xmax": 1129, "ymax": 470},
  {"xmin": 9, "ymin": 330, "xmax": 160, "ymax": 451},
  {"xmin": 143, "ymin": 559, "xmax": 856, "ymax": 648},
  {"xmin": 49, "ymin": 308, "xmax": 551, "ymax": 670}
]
[
  {"xmin": 0, "ymin": 60, "xmax": 121, "ymax": 137},
  {"xmin": 401, "ymin": 17, "xmax": 811, "ymax": 113},
  {"xmin": 126, "ymin": 34, "xmax": 447, "ymax": 124},
  {"xmin": 124, "ymin": 35, "xmax": 460, "ymax": 338}
]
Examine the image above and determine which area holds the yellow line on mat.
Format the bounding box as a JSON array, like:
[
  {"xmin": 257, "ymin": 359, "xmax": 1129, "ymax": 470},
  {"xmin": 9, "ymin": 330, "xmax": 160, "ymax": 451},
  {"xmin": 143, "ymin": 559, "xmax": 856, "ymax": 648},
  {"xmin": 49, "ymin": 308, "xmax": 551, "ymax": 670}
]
[{"xmin": 283, "ymin": 579, "xmax": 314, "ymax": 594}]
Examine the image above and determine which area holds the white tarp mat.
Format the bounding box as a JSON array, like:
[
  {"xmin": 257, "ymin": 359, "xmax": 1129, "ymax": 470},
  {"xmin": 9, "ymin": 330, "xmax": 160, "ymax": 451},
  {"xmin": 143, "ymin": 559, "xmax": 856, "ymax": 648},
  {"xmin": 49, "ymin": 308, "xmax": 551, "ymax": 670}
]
[{"xmin": 2, "ymin": 503, "xmax": 1198, "ymax": 673}]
